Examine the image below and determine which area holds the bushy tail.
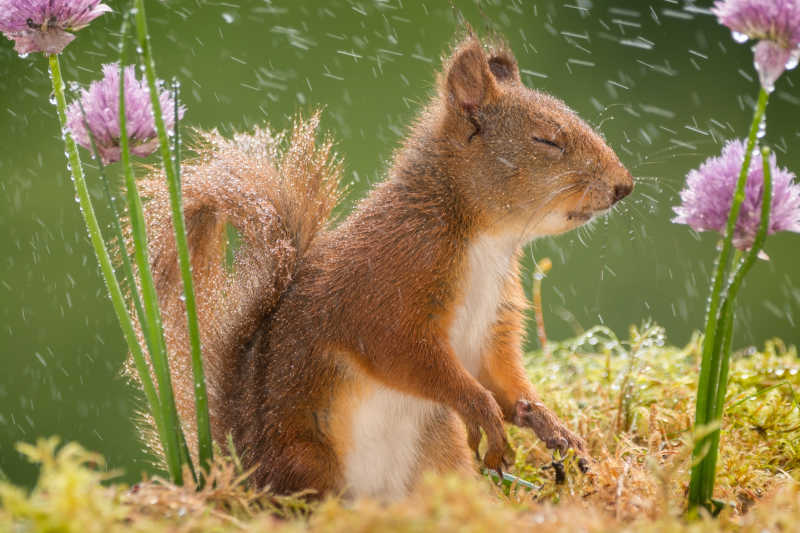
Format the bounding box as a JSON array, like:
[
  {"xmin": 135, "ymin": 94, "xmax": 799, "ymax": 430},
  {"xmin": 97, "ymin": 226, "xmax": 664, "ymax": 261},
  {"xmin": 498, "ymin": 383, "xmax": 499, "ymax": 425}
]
[{"xmin": 128, "ymin": 113, "xmax": 341, "ymax": 462}]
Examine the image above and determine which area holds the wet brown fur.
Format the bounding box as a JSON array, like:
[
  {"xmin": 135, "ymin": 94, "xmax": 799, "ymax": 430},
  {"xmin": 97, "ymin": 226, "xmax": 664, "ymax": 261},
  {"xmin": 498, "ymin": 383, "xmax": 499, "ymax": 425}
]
[{"xmin": 132, "ymin": 35, "xmax": 633, "ymax": 498}]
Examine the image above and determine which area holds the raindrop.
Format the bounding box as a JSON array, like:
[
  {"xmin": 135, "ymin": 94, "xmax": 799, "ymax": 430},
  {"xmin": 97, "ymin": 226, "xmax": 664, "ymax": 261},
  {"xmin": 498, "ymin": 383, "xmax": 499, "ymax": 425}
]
[
  {"xmin": 221, "ymin": 12, "xmax": 235, "ymax": 24},
  {"xmin": 786, "ymin": 51, "xmax": 799, "ymax": 71},
  {"xmin": 731, "ymin": 31, "xmax": 748, "ymax": 44},
  {"xmin": 756, "ymin": 115, "xmax": 767, "ymax": 139}
]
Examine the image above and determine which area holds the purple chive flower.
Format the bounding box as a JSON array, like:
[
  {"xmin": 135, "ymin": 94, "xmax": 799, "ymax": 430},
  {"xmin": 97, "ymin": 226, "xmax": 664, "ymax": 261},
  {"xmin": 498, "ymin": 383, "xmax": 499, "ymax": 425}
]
[
  {"xmin": 0, "ymin": 0, "xmax": 111, "ymax": 56},
  {"xmin": 673, "ymin": 139, "xmax": 800, "ymax": 250},
  {"xmin": 66, "ymin": 64, "xmax": 185, "ymax": 165},
  {"xmin": 712, "ymin": 0, "xmax": 800, "ymax": 90}
]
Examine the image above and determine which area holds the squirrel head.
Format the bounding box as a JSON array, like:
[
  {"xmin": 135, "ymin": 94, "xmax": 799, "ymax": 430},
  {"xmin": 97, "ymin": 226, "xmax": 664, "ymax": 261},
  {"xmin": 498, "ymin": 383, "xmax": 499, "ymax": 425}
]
[{"xmin": 434, "ymin": 36, "xmax": 633, "ymax": 240}]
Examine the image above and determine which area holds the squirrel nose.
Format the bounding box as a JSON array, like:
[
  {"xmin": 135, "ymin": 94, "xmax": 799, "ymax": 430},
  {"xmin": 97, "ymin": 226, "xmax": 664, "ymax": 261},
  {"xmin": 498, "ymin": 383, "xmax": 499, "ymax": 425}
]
[{"xmin": 612, "ymin": 182, "xmax": 633, "ymax": 203}]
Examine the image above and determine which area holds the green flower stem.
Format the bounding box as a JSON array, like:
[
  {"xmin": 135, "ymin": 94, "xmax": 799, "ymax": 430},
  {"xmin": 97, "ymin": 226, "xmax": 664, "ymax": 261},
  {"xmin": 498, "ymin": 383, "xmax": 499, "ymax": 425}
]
[
  {"xmin": 77, "ymin": 103, "xmax": 154, "ymax": 363},
  {"xmin": 166, "ymin": 79, "xmax": 199, "ymax": 482},
  {"xmin": 117, "ymin": 13, "xmax": 187, "ymax": 485},
  {"xmin": 689, "ymin": 87, "xmax": 769, "ymax": 510},
  {"xmin": 707, "ymin": 247, "xmax": 743, "ymax": 425},
  {"xmin": 47, "ymin": 53, "xmax": 165, "ymax": 455},
  {"xmin": 133, "ymin": 0, "xmax": 213, "ymax": 475},
  {"xmin": 699, "ymin": 146, "xmax": 773, "ymax": 502},
  {"xmin": 701, "ymin": 246, "xmax": 742, "ymax": 472}
]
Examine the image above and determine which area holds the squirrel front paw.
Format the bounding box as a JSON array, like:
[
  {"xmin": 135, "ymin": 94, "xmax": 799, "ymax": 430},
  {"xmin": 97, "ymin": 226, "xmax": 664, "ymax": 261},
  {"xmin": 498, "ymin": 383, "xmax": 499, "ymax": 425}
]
[
  {"xmin": 513, "ymin": 399, "xmax": 589, "ymax": 472},
  {"xmin": 467, "ymin": 393, "xmax": 514, "ymax": 474}
]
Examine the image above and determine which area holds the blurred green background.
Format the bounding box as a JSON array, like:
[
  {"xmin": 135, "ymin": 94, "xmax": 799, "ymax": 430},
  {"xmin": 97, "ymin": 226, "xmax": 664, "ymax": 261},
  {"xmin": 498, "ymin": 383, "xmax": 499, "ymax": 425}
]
[{"xmin": 1, "ymin": 0, "xmax": 798, "ymax": 486}]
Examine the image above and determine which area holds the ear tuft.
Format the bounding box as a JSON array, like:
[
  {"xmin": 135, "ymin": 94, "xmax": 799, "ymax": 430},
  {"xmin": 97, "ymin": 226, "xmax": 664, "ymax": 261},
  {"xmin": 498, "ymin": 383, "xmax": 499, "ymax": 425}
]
[{"xmin": 485, "ymin": 38, "xmax": 520, "ymax": 83}]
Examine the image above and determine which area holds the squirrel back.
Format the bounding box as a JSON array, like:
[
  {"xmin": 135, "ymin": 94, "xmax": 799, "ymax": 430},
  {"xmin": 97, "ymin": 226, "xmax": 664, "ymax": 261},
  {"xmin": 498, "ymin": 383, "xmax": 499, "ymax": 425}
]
[{"xmin": 132, "ymin": 34, "xmax": 632, "ymax": 498}]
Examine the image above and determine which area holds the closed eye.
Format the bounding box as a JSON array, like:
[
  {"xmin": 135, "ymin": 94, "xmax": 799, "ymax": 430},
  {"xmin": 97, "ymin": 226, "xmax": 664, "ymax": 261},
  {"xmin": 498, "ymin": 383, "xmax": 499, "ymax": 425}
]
[{"xmin": 533, "ymin": 136, "xmax": 564, "ymax": 152}]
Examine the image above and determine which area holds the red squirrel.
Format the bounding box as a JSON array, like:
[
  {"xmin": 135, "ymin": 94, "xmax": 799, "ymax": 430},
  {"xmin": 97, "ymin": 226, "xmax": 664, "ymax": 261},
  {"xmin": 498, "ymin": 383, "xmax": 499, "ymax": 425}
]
[{"xmin": 135, "ymin": 34, "xmax": 633, "ymax": 500}]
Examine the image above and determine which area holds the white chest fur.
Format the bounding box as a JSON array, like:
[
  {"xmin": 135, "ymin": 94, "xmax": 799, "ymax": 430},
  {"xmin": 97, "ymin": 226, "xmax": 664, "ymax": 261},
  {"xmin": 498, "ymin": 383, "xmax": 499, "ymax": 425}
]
[
  {"xmin": 344, "ymin": 385, "xmax": 435, "ymax": 500},
  {"xmin": 448, "ymin": 234, "xmax": 517, "ymax": 376}
]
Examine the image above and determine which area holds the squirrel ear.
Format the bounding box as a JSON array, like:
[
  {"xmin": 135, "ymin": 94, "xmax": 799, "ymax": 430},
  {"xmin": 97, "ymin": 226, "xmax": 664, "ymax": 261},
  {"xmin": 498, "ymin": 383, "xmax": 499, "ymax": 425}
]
[
  {"xmin": 488, "ymin": 51, "xmax": 520, "ymax": 83},
  {"xmin": 444, "ymin": 39, "xmax": 497, "ymax": 113}
]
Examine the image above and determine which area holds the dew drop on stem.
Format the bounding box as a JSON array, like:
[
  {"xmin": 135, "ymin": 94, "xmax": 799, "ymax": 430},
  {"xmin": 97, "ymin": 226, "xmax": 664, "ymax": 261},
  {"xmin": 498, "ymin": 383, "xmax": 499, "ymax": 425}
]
[{"xmin": 756, "ymin": 115, "xmax": 767, "ymax": 139}]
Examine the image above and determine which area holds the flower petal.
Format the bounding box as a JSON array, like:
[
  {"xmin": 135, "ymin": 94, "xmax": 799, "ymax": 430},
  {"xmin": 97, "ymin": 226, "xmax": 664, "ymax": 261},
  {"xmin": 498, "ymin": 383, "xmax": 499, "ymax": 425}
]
[
  {"xmin": 66, "ymin": 64, "xmax": 186, "ymax": 164},
  {"xmin": 0, "ymin": 0, "xmax": 111, "ymax": 55},
  {"xmin": 673, "ymin": 139, "xmax": 800, "ymax": 249},
  {"xmin": 753, "ymin": 40, "xmax": 792, "ymax": 90},
  {"xmin": 6, "ymin": 28, "xmax": 76, "ymax": 56}
]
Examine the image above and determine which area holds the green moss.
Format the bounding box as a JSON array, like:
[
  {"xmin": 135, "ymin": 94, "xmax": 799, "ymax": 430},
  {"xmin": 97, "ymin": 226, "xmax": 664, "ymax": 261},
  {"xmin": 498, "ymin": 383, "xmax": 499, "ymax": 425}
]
[
  {"xmin": 2, "ymin": 325, "xmax": 798, "ymax": 532},
  {"xmin": 0, "ymin": 438, "xmax": 128, "ymax": 533}
]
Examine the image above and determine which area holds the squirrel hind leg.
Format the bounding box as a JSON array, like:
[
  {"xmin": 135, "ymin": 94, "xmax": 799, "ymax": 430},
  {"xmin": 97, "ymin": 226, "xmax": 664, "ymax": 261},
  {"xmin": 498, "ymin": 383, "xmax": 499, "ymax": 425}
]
[
  {"xmin": 408, "ymin": 407, "xmax": 474, "ymax": 492},
  {"xmin": 250, "ymin": 438, "xmax": 342, "ymax": 498}
]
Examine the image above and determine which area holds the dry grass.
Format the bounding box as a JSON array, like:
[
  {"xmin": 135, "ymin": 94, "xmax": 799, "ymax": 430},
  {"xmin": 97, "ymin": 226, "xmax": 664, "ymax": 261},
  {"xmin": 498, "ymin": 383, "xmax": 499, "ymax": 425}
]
[{"xmin": 2, "ymin": 323, "xmax": 798, "ymax": 532}]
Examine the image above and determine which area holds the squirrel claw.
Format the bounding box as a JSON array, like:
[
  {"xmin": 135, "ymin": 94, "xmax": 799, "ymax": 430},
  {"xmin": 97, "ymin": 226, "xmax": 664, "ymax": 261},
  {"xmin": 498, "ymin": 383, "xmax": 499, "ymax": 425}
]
[{"xmin": 492, "ymin": 467, "xmax": 505, "ymax": 485}]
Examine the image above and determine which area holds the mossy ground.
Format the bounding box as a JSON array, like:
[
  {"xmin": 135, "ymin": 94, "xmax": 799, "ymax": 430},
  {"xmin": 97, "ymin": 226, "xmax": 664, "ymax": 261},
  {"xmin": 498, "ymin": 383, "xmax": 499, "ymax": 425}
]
[{"xmin": 2, "ymin": 324, "xmax": 798, "ymax": 532}]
